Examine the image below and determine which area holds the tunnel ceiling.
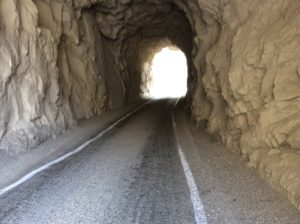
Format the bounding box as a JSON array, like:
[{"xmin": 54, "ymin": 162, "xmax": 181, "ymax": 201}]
[
  {"xmin": 87, "ymin": 0, "xmax": 195, "ymax": 98},
  {"xmin": 84, "ymin": 0, "xmax": 195, "ymax": 99}
]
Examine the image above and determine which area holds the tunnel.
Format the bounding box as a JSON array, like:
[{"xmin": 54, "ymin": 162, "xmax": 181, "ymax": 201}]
[{"xmin": 1, "ymin": 0, "xmax": 300, "ymax": 222}]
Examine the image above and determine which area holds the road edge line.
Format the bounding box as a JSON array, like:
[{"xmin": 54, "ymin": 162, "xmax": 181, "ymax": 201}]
[
  {"xmin": 0, "ymin": 101, "xmax": 151, "ymax": 196},
  {"xmin": 172, "ymin": 99, "xmax": 208, "ymax": 224}
]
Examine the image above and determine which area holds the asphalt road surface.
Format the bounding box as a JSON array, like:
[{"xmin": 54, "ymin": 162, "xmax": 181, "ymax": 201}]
[{"xmin": 0, "ymin": 99, "xmax": 300, "ymax": 224}]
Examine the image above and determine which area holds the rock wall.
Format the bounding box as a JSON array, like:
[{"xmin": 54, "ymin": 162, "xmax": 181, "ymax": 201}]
[
  {"xmin": 0, "ymin": 0, "xmax": 194, "ymax": 152},
  {"xmin": 92, "ymin": 0, "xmax": 194, "ymax": 100},
  {"xmin": 189, "ymin": 0, "xmax": 300, "ymax": 209},
  {"xmin": 0, "ymin": 0, "xmax": 111, "ymax": 153}
]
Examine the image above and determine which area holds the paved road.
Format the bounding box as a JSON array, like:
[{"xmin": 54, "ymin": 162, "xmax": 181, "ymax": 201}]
[{"xmin": 0, "ymin": 99, "xmax": 299, "ymax": 223}]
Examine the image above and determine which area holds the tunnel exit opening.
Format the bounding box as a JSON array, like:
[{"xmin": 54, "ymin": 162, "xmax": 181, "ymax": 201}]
[{"xmin": 143, "ymin": 47, "xmax": 188, "ymax": 99}]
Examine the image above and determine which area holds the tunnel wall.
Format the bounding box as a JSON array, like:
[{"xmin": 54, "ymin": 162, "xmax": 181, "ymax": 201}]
[
  {"xmin": 0, "ymin": 0, "xmax": 119, "ymax": 152},
  {"xmin": 188, "ymin": 0, "xmax": 300, "ymax": 208},
  {"xmin": 121, "ymin": 7, "xmax": 193, "ymax": 99}
]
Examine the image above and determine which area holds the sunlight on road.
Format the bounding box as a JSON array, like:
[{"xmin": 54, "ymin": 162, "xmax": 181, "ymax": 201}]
[{"xmin": 148, "ymin": 47, "xmax": 188, "ymax": 98}]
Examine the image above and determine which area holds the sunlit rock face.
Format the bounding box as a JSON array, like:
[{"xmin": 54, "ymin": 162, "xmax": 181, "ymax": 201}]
[
  {"xmin": 0, "ymin": 0, "xmax": 108, "ymax": 152},
  {"xmin": 1, "ymin": 0, "xmax": 300, "ymax": 209},
  {"xmin": 192, "ymin": 0, "xmax": 300, "ymax": 209}
]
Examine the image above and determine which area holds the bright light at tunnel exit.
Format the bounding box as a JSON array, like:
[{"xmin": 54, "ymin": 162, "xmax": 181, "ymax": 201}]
[{"xmin": 148, "ymin": 47, "xmax": 188, "ymax": 99}]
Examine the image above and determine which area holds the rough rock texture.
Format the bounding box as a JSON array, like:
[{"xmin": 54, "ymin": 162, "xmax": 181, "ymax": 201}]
[
  {"xmin": 0, "ymin": 0, "xmax": 109, "ymax": 153},
  {"xmin": 191, "ymin": 0, "xmax": 300, "ymax": 209},
  {"xmin": 1, "ymin": 0, "xmax": 300, "ymax": 210}
]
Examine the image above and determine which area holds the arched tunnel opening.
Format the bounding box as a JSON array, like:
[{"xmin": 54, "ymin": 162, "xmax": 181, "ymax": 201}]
[
  {"xmin": 141, "ymin": 45, "xmax": 188, "ymax": 99},
  {"xmin": 1, "ymin": 0, "xmax": 300, "ymax": 222}
]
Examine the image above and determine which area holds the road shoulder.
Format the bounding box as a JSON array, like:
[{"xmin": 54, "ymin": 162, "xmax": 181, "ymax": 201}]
[
  {"xmin": 173, "ymin": 105, "xmax": 300, "ymax": 223},
  {"xmin": 0, "ymin": 101, "xmax": 147, "ymax": 190}
]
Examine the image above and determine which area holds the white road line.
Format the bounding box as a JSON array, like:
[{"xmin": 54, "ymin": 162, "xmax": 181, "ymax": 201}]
[
  {"xmin": 172, "ymin": 102, "xmax": 208, "ymax": 224},
  {"xmin": 0, "ymin": 101, "xmax": 151, "ymax": 196}
]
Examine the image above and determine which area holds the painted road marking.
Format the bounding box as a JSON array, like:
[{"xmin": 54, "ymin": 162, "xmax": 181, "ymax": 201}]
[
  {"xmin": 0, "ymin": 101, "xmax": 151, "ymax": 196},
  {"xmin": 172, "ymin": 101, "xmax": 208, "ymax": 224}
]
